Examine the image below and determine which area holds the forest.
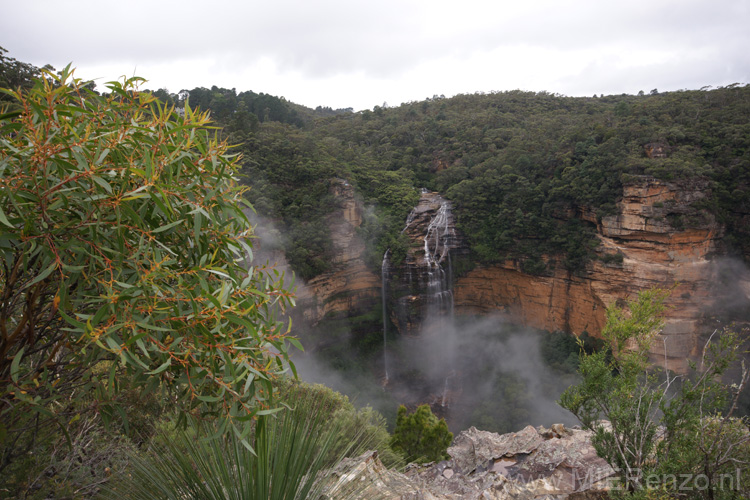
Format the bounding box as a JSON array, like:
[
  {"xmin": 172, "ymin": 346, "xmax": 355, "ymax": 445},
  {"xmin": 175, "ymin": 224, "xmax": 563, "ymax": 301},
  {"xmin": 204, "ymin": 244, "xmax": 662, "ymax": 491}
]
[
  {"xmin": 180, "ymin": 79, "xmax": 750, "ymax": 278},
  {"xmin": 1, "ymin": 47, "xmax": 750, "ymax": 498}
]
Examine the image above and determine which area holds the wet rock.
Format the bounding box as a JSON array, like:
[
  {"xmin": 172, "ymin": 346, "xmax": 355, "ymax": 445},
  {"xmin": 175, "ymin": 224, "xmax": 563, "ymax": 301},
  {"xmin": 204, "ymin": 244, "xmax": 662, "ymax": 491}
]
[
  {"xmin": 296, "ymin": 179, "xmax": 381, "ymax": 326},
  {"xmin": 387, "ymin": 191, "xmax": 468, "ymax": 335}
]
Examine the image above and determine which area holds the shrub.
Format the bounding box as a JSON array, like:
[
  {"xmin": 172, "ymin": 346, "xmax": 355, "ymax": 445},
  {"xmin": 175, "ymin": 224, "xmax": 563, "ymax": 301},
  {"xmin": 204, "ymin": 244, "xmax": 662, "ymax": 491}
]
[
  {"xmin": 0, "ymin": 66, "xmax": 296, "ymax": 472},
  {"xmin": 104, "ymin": 382, "xmax": 394, "ymax": 500},
  {"xmin": 560, "ymin": 288, "xmax": 750, "ymax": 498},
  {"xmin": 391, "ymin": 404, "xmax": 452, "ymax": 463}
]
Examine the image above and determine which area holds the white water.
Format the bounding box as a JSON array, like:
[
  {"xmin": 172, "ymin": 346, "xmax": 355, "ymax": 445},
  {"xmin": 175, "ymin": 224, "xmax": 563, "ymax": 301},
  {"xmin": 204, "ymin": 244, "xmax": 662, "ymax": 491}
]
[
  {"xmin": 401, "ymin": 208, "xmax": 417, "ymax": 234},
  {"xmin": 381, "ymin": 249, "xmax": 390, "ymax": 382},
  {"xmin": 423, "ymin": 202, "xmax": 455, "ymax": 317},
  {"xmin": 441, "ymin": 370, "xmax": 456, "ymax": 407}
]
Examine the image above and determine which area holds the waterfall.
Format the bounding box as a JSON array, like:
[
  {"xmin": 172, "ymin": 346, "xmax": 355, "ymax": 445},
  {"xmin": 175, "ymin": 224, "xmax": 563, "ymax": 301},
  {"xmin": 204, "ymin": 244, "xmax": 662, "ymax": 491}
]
[
  {"xmin": 381, "ymin": 249, "xmax": 390, "ymax": 383},
  {"xmin": 401, "ymin": 209, "xmax": 417, "ymax": 234},
  {"xmin": 423, "ymin": 202, "xmax": 455, "ymax": 317},
  {"xmin": 441, "ymin": 371, "xmax": 455, "ymax": 407}
]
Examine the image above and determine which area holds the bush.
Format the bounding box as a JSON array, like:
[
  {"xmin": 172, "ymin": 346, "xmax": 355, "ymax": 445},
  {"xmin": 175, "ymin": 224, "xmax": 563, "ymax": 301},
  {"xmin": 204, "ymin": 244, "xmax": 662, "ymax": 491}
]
[
  {"xmin": 560, "ymin": 288, "xmax": 750, "ymax": 498},
  {"xmin": 0, "ymin": 66, "xmax": 295, "ymax": 472},
  {"xmin": 0, "ymin": 414, "xmax": 138, "ymax": 499},
  {"xmin": 391, "ymin": 404, "xmax": 453, "ymax": 463},
  {"xmin": 104, "ymin": 381, "xmax": 398, "ymax": 500},
  {"xmin": 278, "ymin": 380, "xmax": 403, "ymax": 468}
]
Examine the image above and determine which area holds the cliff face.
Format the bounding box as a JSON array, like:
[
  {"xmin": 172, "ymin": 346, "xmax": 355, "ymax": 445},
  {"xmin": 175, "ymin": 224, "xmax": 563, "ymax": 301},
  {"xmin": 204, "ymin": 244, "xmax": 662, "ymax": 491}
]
[
  {"xmin": 296, "ymin": 179, "xmax": 381, "ymax": 324},
  {"xmin": 296, "ymin": 177, "xmax": 749, "ymax": 373},
  {"xmin": 453, "ymin": 176, "xmax": 741, "ymax": 372}
]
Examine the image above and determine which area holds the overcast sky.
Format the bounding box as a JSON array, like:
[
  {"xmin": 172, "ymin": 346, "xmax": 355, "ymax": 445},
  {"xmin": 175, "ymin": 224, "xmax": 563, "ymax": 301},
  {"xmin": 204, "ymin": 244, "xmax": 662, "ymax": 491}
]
[{"xmin": 3, "ymin": 0, "xmax": 749, "ymax": 111}]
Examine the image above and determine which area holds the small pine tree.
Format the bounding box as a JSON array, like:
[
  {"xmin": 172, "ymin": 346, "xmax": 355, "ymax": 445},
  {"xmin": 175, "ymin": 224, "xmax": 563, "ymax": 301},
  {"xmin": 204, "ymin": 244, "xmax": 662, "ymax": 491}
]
[{"xmin": 390, "ymin": 404, "xmax": 453, "ymax": 463}]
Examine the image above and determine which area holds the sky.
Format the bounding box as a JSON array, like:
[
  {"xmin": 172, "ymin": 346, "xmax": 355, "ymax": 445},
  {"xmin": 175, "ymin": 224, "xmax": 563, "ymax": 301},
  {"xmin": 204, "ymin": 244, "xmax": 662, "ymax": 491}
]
[{"xmin": 3, "ymin": 0, "xmax": 749, "ymax": 111}]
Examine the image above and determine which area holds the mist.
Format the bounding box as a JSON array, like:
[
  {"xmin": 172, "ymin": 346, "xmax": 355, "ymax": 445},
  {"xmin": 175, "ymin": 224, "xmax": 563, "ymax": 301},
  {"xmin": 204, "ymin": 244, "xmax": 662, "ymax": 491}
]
[
  {"xmin": 707, "ymin": 257, "xmax": 750, "ymax": 323},
  {"xmin": 291, "ymin": 309, "xmax": 579, "ymax": 433},
  {"xmin": 246, "ymin": 204, "xmax": 581, "ymax": 434}
]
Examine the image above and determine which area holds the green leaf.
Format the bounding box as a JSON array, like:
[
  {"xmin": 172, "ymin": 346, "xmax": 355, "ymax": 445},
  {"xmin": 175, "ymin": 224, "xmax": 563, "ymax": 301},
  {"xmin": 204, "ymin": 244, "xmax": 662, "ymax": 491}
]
[
  {"xmin": 243, "ymin": 372, "xmax": 255, "ymax": 394},
  {"xmin": 0, "ymin": 204, "xmax": 13, "ymax": 227},
  {"xmin": 194, "ymin": 211, "xmax": 203, "ymax": 242},
  {"xmin": 151, "ymin": 219, "xmax": 184, "ymax": 234},
  {"xmin": 197, "ymin": 394, "xmax": 223, "ymax": 403},
  {"xmin": 287, "ymin": 337, "xmax": 303, "ymax": 352},
  {"xmin": 255, "ymin": 407, "xmax": 283, "ymax": 416},
  {"xmin": 134, "ymin": 321, "xmax": 172, "ymax": 332},
  {"xmin": 27, "ymin": 260, "xmax": 57, "ymax": 287},
  {"xmin": 91, "ymin": 175, "xmax": 113, "ymax": 193},
  {"xmin": 96, "ymin": 148, "xmax": 111, "ymax": 165},
  {"xmin": 10, "ymin": 347, "xmax": 25, "ymax": 383},
  {"xmin": 147, "ymin": 359, "xmax": 171, "ymax": 375}
]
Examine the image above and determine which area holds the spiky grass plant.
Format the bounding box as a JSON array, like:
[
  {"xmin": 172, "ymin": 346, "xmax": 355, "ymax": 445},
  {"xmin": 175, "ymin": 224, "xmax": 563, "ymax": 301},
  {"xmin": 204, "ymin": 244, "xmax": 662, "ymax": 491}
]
[{"xmin": 103, "ymin": 383, "xmax": 389, "ymax": 499}]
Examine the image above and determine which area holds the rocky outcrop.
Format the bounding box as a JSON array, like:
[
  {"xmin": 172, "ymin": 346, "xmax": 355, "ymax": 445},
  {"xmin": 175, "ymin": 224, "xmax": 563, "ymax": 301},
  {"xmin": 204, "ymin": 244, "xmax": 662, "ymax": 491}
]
[
  {"xmin": 452, "ymin": 176, "xmax": 747, "ymax": 373},
  {"xmin": 296, "ymin": 179, "xmax": 381, "ymax": 324},
  {"xmin": 322, "ymin": 424, "xmax": 615, "ymax": 499}
]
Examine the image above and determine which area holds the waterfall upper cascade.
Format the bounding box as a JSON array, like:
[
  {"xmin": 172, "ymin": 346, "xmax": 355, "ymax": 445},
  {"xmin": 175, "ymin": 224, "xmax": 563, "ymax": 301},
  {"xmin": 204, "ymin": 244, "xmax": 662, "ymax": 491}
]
[
  {"xmin": 378, "ymin": 190, "xmax": 467, "ymax": 409},
  {"xmin": 382, "ymin": 191, "xmax": 464, "ymax": 336},
  {"xmin": 423, "ymin": 201, "xmax": 455, "ymax": 318}
]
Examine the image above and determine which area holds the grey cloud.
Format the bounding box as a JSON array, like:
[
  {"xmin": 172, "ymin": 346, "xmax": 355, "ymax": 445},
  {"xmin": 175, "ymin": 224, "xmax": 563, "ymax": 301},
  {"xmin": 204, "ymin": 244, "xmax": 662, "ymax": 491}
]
[{"xmin": 2, "ymin": 0, "xmax": 748, "ymax": 111}]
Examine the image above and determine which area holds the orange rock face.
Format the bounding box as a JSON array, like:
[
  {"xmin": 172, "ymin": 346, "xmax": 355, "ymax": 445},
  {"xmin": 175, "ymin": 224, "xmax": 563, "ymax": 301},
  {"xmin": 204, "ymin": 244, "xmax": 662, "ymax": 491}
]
[
  {"xmin": 296, "ymin": 179, "xmax": 381, "ymax": 323},
  {"xmin": 454, "ymin": 176, "xmax": 732, "ymax": 373}
]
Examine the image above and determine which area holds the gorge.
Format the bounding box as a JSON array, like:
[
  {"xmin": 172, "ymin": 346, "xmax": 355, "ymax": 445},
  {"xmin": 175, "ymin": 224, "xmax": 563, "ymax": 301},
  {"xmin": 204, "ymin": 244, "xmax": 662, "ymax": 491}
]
[
  {"xmin": 4, "ymin": 50, "xmax": 750, "ymax": 499},
  {"xmin": 231, "ymin": 85, "xmax": 750, "ymax": 431},
  {"xmin": 299, "ymin": 176, "xmax": 749, "ymax": 366},
  {"xmin": 289, "ymin": 172, "xmax": 750, "ymax": 430}
]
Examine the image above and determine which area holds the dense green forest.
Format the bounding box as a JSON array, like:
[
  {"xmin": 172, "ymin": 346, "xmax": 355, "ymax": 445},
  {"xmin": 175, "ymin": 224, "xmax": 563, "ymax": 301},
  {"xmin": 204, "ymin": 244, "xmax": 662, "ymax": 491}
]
[{"xmin": 156, "ymin": 81, "xmax": 750, "ymax": 279}]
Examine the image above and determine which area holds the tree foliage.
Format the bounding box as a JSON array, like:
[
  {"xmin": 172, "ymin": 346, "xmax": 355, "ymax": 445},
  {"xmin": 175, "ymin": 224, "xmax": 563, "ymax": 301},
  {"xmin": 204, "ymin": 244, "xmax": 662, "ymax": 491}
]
[
  {"xmin": 0, "ymin": 46, "xmax": 48, "ymax": 103},
  {"xmin": 0, "ymin": 66, "xmax": 296, "ymax": 471},
  {"xmin": 213, "ymin": 85, "xmax": 750, "ymax": 279},
  {"xmin": 560, "ymin": 289, "xmax": 750, "ymax": 498},
  {"xmin": 390, "ymin": 404, "xmax": 453, "ymax": 463}
]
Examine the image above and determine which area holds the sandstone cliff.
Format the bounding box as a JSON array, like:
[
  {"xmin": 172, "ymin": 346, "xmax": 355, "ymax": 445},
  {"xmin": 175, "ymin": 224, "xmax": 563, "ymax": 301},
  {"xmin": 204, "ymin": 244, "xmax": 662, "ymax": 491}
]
[
  {"xmin": 386, "ymin": 191, "xmax": 466, "ymax": 336},
  {"xmin": 296, "ymin": 179, "xmax": 381, "ymax": 324},
  {"xmin": 297, "ymin": 177, "xmax": 749, "ymax": 373},
  {"xmin": 453, "ymin": 176, "xmax": 748, "ymax": 372}
]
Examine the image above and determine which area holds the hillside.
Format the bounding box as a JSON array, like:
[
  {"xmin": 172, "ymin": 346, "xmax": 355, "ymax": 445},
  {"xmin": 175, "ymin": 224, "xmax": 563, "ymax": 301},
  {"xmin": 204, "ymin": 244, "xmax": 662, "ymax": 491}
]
[
  {"xmin": 181, "ymin": 85, "xmax": 749, "ymax": 282},
  {"xmin": 151, "ymin": 83, "xmax": 750, "ymax": 372}
]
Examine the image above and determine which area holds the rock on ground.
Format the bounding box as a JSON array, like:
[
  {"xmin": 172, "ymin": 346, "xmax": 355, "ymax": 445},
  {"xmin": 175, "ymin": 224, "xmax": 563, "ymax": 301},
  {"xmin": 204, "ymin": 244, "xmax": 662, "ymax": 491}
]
[{"xmin": 322, "ymin": 424, "xmax": 615, "ymax": 499}]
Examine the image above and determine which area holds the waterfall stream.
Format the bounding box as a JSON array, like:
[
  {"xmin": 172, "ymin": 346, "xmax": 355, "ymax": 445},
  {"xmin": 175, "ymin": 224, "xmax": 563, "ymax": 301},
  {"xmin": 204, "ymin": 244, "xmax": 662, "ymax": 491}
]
[
  {"xmin": 441, "ymin": 370, "xmax": 456, "ymax": 407},
  {"xmin": 423, "ymin": 201, "xmax": 455, "ymax": 318},
  {"xmin": 383, "ymin": 192, "xmax": 459, "ymax": 404},
  {"xmin": 381, "ymin": 249, "xmax": 390, "ymax": 383}
]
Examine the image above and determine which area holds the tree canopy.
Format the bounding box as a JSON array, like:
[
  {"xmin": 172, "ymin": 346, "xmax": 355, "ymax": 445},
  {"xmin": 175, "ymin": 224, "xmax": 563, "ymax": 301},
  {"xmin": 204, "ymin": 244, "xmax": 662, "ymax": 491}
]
[
  {"xmin": 390, "ymin": 404, "xmax": 453, "ymax": 463},
  {"xmin": 180, "ymin": 84, "xmax": 750, "ymax": 279}
]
